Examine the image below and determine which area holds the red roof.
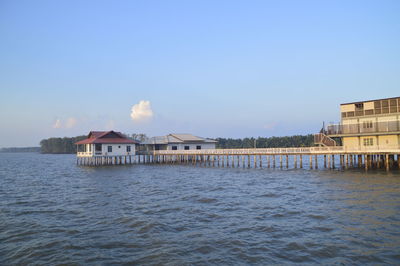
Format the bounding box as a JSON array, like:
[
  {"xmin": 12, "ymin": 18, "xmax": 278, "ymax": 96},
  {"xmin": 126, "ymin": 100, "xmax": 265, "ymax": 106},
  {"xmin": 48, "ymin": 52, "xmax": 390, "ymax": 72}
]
[{"xmin": 75, "ymin": 131, "xmax": 138, "ymax": 145}]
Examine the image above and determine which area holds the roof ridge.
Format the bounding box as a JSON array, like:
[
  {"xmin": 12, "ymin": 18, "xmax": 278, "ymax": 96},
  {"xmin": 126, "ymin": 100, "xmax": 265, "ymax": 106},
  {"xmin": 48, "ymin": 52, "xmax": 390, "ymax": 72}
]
[
  {"xmin": 97, "ymin": 130, "xmax": 113, "ymax": 139},
  {"xmin": 169, "ymin": 133, "xmax": 183, "ymax": 141}
]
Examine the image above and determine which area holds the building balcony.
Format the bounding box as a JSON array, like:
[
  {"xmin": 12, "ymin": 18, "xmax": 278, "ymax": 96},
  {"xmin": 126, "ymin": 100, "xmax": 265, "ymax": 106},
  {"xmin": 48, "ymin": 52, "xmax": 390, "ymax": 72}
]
[{"xmin": 327, "ymin": 121, "xmax": 400, "ymax": 136}]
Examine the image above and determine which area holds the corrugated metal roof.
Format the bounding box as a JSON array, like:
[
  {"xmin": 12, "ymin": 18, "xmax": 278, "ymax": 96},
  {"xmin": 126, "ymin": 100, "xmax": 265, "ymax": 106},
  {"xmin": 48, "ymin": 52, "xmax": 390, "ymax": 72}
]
[
  {"xmin": 140, "ymin": 133, "xmax": 217, "ymax": 144},
  {"xmin": 170, "ymin": 134, "xmax": 204, "ymax": 142}
]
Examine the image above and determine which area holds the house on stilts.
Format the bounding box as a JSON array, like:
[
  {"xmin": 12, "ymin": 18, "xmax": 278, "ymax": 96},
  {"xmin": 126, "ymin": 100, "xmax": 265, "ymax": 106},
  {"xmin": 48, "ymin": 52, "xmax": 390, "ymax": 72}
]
[{"xmin": 75, "ymin": 131, "xmax": 138, "ymax": 165}]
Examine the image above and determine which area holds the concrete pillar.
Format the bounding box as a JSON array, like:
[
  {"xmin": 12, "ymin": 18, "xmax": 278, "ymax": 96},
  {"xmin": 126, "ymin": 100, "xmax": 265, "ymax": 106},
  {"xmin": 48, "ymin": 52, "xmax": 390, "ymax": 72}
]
[
  {"xmin": 286, "ymin": 155, "xmax": 289, "ymax": 168},
  {"xmin": 315, "ymin": 155, "xmax": 318, "ymax": 169},
  {"xmin": 386, "ymin": 154, "xmax": 390, "ymax": 172},
  {"xmin": 300, "ymin": 155, "xmax": 303, "ymax": 168}
]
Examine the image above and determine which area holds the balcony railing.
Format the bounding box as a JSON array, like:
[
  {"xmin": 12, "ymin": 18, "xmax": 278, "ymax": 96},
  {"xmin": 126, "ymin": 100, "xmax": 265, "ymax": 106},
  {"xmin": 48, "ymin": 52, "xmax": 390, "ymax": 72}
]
[{"xmin": 327, "ymin": 121, "xmax": 400, "ymax": 135}]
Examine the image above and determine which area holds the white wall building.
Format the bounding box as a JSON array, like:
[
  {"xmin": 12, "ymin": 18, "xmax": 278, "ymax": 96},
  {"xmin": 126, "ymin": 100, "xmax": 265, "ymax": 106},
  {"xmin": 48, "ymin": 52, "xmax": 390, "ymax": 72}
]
[
  {"xmin": 140, "ymin": 133, "xmax": 217, "ymax": 151},
  {"xmin": 76, "ymin": 131, "xmax": 138, "ymax": 157}
]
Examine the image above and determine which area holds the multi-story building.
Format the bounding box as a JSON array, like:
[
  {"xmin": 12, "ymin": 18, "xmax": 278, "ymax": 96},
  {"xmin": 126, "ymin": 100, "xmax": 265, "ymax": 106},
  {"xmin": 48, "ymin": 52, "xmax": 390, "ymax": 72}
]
[{"xmin": 322, "ymin": 97, "xmax": 400, "ymax": 149}]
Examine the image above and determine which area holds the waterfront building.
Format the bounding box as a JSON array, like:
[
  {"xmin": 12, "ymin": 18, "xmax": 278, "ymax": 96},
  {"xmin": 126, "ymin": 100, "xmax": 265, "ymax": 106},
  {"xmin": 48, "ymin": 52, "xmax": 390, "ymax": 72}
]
[
  {"xmin": 320, "ymin": 97, "xmax": 400, "ymax": 149},
  {"xmin": 140, "ymin": 133, "xmax": 217, "ymax": 151},
  {"xmin": 75, "ymin": 131, "xmax": 137, "ymax": 157}
]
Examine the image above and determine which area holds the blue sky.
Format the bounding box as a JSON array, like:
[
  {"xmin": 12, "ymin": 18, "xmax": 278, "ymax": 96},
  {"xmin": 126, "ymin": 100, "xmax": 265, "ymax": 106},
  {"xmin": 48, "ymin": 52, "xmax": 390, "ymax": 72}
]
[{"xmin": 0, "ymin": 0, "xmax": 399, "ymax": 147}]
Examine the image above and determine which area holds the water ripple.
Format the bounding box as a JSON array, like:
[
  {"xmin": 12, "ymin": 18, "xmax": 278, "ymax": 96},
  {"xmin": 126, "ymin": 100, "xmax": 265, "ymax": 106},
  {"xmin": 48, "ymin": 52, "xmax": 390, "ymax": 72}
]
[{"xmin": 1, "ymin": 153, "xmax": 400, "ymax": 265}]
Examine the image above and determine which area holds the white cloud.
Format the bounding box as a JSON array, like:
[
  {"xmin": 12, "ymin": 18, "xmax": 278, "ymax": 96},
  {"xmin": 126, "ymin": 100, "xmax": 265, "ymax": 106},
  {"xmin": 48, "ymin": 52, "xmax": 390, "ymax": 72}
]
[
  {"xmin": 65, "ymin": 117, "xmax": 77, "ymax": 128},
  {"xmin": 53, "ymin": 117, "xmax": 77, "ymax": 129},
  {"xmin": 53, "ymin": 119, "xmax": 62, "ymax": 129},
  {"xmin": 105, "ymin": 120, "xmax": 115, "ymax": 130},
  {"xmin": 263, "ymin": 122, "xmax": 277, "ymax": 130},
  {"xmin": 130, "ymin": 100, "xmax": 154, "ymax": 122}
]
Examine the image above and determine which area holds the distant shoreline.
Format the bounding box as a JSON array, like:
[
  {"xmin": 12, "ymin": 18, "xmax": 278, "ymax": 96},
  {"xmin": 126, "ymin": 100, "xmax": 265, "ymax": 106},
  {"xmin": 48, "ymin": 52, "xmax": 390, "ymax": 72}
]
[{"xmin": 0, "ymin": 147, "xmax": 41, "ymax": 153}]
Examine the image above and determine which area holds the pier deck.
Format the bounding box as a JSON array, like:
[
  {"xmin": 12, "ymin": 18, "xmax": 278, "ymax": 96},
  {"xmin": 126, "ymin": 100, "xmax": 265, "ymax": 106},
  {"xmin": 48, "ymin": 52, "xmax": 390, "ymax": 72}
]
[{"xmin": 77, "ymin": 146, "xmax": 400, "ymax": 171}]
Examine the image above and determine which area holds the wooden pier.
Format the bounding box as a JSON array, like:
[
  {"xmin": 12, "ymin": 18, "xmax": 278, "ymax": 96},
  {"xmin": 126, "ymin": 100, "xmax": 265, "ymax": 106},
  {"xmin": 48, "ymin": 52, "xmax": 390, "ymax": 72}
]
[{"xmin": 77, "ymin": 146, "xmax": 400, "ymax": 171}]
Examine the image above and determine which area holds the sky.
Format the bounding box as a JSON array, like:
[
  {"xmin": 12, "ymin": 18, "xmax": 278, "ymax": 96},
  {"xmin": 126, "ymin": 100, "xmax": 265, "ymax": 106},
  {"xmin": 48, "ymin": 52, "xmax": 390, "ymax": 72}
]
[{"xmin": 0, "ymin": 0, "xmax": 399, "ymax": 147}]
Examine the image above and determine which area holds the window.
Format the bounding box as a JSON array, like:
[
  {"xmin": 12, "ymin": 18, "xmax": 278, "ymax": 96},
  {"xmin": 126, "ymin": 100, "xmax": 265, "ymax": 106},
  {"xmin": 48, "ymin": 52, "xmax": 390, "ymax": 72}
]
[
  {"xmin": 127, "ymin": 146, "xmax": 131, "ymax": 152},
  {"xmin": 196, "ymin": 145, "xmax": 201, "ymax": 150},
  {"xmin": 355, "ymin": 103, "xmax": 364, "ymax": 110},
  {"xmin": 363, "ymin": 138, "xmax": 373, "ymax": 146},
  {"xmin": 95, "ymin": 144, "xmax": 102, "ymax": 151},
  {"xmin": 108, "ymin": 146, "xmax": 112, "ymax": 152},
  {"xmin": 89, "ymin": 144, "xmax": 92, "ymax": 152},
  {"xmin": 172, "ymin": 146, "xmax": 177, "ymax": 150},
  {"xmin": 363, "ymin": 121, "xmax": 373, "ymax": 129},
  {"xmin": 184, "ymin": 146, "xmax": 190, "ymax": 150},
  {"xmin": 364, "ymin": 109, "xmax": 374, "ymax": 115}
]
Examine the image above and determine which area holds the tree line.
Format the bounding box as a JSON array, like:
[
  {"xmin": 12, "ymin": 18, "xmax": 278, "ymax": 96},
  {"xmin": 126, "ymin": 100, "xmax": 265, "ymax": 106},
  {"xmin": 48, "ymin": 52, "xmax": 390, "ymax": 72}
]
[
  {"xmin": 39, "ymin": 134, "xmax": 315, "ymax": 154},
  {"xmin": 39, "ymin": 133, "xmax": 146, "ymax": 154},
  {"xmin": 215, "ymin": 135, "xmax": 315, "ymax": 149},
  {"xmin": 0, "ymin": 147, "xmax": 41, "ymax": 153},
  {"xmin": 40, "ymin": 136, "xmax": 87, "ymax": 154}
]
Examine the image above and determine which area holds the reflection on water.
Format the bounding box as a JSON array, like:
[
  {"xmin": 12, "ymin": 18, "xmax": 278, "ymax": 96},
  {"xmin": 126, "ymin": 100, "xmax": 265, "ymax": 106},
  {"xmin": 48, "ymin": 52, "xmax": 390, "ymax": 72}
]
[{"xmin": 0, "ymin": 153, "xmax": 399, "ymax": 264}]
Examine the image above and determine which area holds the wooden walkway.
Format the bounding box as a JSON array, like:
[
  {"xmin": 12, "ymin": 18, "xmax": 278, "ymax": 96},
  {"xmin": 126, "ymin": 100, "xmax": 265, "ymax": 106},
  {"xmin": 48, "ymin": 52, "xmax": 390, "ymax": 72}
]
[{"xmin": 77, "ymin": 146, "xmax": 400, "ymax": 171}]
